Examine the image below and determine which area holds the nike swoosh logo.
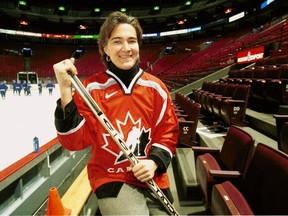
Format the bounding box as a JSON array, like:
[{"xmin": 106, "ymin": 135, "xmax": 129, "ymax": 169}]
[{"xmin": 105, "ymin": 91, "xmax": 118, "ymax": 99}]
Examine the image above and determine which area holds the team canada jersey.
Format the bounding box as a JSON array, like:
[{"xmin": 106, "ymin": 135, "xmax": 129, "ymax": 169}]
[{"xmin": 56, "ymin": 68, "xmax": 179, "ymax": 192}]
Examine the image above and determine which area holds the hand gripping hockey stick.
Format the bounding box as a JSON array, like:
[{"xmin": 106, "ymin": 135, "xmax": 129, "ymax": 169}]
[{"xmin": 68, "ymin": 72, "xmax": 179, "ymax": 216}]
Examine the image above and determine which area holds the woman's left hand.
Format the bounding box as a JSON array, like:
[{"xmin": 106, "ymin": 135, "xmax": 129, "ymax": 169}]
[{"xmin": 128, "ymin": 159, "xmax": 158, "ymax": 182}]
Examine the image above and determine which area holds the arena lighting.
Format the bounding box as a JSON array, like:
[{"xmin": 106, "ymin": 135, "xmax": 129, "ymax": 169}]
[
  {"xmin": 180, "ymin": 0, "xmax": 192, "ymax": 10},
  {"xmin": 177, "ymin": 19, "xmax": 187, "ymax": 25},
  {"xmin": 185, "ymin": 1, "xmax": 192, "ymax": 6},
  {"xmin": 79, "ymin": 25, "xmax": 87, "ymax": 30},
  {"xmin": 120, "ymin": 7, "xmax": 127, "ymax": 12},
  {"xmin": 160, "ymin": 29, "xmax": 188, "ymax": 36},
  {"xmin": 94, "ymin": 8, "xmax": 101, "ymax": 13},
  {"xmin": 229, "ymin": 11, "xmax": 245, "ymax": 23},
  {"xmin": 58, "ymin": 6, "xmax": 65, "ymax": 11},
  {"xmin": 56, "ymin": 5, "xmax": 67, "ymax": 15},
  {"xmin": 150, "ymin": 5, "xmax": 161, "ymax": 14},
  {"xmin": 18, "ymin": 0, "xmax": 27, "ymax": 6},
  {"xmin": 18, "ymin": 0, "xmax": 29, "ymax": 10},
  {"xmin": 224, "ymin": 8, "xmax": 232, "ymax": 14},
  {"xmin": 90, "ymin": 7, "xmax": 101, "ymax": 16},
  {"xmin": 20, "ymin": 20, "xmax": 28, "ymax": 25},
  {"xmin": 153, "ymin": 6, "xmax": 160, "ymax": 11}
]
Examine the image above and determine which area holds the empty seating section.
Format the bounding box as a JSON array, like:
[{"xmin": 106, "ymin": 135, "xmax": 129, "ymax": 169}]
[
  {"xmin": 210, "ymin": 143, "xmax": 288, "ymax": 215},
  {"xmin": 0, "ymin": 55, "xmax": 23, "ymax": 80},
  {"xmin": 158, "ymin": 37, "xmax": 238, "ymax": 87},
  {"xmin": 138, "ymin": 43, "xmax": 164, "ymax": 71},
  {"xmin": 191, "ymin": 82, "xmax": 250, "ymax": 127},
  {"xmin": 192, "ymin": 125, "xmax": 254, "ymax": 210},
  {"xmin": 31, "ymin": 45, "xmax": 106, "ymax": 79},
  {"xmin": 174, "ymin": 93, "xmax": 201, "ymax": 147},
  {"xmin": 0, "ymin": 42, "xmax": 107, "ymax": 81},
  {"xmin": 220, "ymin": 50, "xmax": 288, "ymax": 112},
  {"xmin": 1, "ymin": 19, "xmax": 287, "ymax": 91}
]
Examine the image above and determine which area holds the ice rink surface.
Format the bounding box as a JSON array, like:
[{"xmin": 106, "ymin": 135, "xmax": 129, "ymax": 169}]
[{"xmin": 0, "ymin": 87, "xmax": 60, "ymax": 171}]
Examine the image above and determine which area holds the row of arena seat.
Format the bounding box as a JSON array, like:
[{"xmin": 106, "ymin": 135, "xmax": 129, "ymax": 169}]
[
  {"xmin": 220, "ymin": 62, "xmax": 288, "ymax": 111},
  {"xmin": 255, "ymin": 53, "xmax": 288, "ymax": 66},
  {"xmin": 190, "ymin": 82, "xmax": 250, "ymax": 130},
  {"xmin": 173, "ymin": 93, "xmax": 201, "ymax": 147},
  {"xmin": 191, "ymin": 125, "xmax": 288, "ymax": 215}
]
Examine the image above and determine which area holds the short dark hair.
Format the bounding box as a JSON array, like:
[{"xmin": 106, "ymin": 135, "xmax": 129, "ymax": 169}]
[{"xmin": 98, "ymin": 11, "xmax": 143, "ymax": 68}]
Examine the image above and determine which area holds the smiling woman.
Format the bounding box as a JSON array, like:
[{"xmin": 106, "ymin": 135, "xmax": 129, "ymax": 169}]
[
  {"xmin": 103, "ymin": 23, "xmax": 140, "ymax": 70},
  {"xmin": 98, "ymin": 11, "xmax": 143, "ymax": 69},
  {"xmin": 53, "ymin": 11, "xmax": 179, "ymax": 215}
]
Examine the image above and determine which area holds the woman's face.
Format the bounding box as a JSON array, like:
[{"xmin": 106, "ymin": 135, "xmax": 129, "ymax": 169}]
[{"xmin": 104, "ymin": 23, "xmax": 139, "ymax": 70}]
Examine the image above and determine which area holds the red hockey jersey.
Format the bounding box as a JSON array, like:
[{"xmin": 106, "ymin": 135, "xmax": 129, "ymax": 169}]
[{"xmin": 56, "ymin": 69, "xmax": 179, "ymax": 192}]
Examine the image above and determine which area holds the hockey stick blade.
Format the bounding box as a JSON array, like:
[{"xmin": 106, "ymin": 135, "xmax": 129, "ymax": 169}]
[{"xmin": 68, "ymin": 72, "xmax": 179, "ymax": 216}]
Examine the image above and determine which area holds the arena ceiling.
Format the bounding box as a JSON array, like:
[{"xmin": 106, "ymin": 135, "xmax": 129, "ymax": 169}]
[{"xmin": 0, "ymin": 0, "xmax": 271, "ymax": 36}]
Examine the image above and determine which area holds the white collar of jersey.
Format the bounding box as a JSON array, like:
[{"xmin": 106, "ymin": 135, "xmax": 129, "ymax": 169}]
[{"xmin": 106, "ymin": 68, "xmax": 143, "ymax": 94}]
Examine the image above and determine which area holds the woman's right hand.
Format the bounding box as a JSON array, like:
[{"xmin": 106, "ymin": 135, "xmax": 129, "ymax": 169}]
[{"xmin": 53, "ymin": 57, "xmax": 78, "ymax": 110}]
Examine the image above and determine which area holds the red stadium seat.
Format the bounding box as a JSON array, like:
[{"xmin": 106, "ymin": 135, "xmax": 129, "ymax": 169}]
[
  {"xmin": 249, "ymin": 66, "xmax": 266, "ymax": 102},
  {"xmin": 178, "ymin": 101, "xmax": 201, "ymax": 147},
  {"xmin": 211, "ymin": 181, "xmax": 254, "ymax": 215},
  {"xmin": 198, "ymin": 82, "xmax": 218, "ymax": 113},
  {"xmin": 191, "ymin": 125, "xmax": 254, "ymax": 210},
  {"xmin": 275, "ymin": 54, "xmax": 288, "ymax": 65},
  {"xmin": 205, "ymin": 83, "xmax": 227, "ymax": 115},
  {"xmin": 192, "ymin": 81, "xmax": 212, "ymax": 104},
  {"xmin": 273, "ymin": 114, "xmax": 288, "ymax": 154},
  {"xmin": 239, "ymin": 68, "xmax": 254, "ymax": 85},
  {"xmin": 220, "ymin": 84, "xmax": 250, "ymax": 126},
  {"xmin": 263, "ymin": 66, "xmax": 283, "ymax": 106},
  {"xmin": 263, "ymin": 65, "xmax": 288, "ymax": 106},
  {"xmin": 210, "ymin": 143, "xmax": 288, "ymax": 215},
  {"xmin": 211, "ymin": 83, "xmax": 237, "ymax": 121}
]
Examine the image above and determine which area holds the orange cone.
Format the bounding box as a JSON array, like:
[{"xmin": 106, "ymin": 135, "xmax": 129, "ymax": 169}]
[{"xmin": 45, "ymin": 187, "xmax": 71, "ymax": 216}]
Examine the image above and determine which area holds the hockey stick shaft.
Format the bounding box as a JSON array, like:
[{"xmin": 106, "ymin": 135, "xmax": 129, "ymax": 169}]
[{"xmin": 69, "ymin": 73, "xmax": 179, "ymax": 216}]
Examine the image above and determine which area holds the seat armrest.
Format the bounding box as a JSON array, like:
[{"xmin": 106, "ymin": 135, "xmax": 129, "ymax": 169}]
[
  {"xmin": 224, "ymin": 99, "xmax": 245, "ymax": 104},
  {"xmin": 192, "ymin": 146, "xmax": 220, "ymax": 164},
  {"xmin": 273, "ymin": 114, "xmax": 288, "ymax": 120},
  {"xmin": 177, "ymin": 114, "xmax": 189, "ymax": 119},
  {"xmin": 209, "ymin": 170, "xmax": 242, "ymax": 185},
  {"xmin": 209, "ymin": 170, "xmax": 241, "ymax": 178},
  {"xmin": 175, "ymin": 108, "xmax": 185, "ymax": 112},
  {"xmin": 178, "ymin": 120, "xmax": 195, "ymax": 125},
  {"xmin": 192, "ymin": 146, "xmax": 220, "ymax": 153},
  {"xmin": 220, "ymin": 96, "xmax": 233, "ymax": 100},
  {"xmin": 178, "ymin": 141, "xmax": 198, "ymax": 147}
]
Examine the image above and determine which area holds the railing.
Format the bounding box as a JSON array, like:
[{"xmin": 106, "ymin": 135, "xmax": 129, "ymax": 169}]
[{"xmin": 0, "ymin": 137, "xmax": 90, "ymax": 215}]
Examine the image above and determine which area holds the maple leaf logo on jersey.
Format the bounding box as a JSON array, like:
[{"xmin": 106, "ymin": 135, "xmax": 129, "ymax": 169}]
[{"xmin": 101, "ymin": 111, "xmax": 151, "ymax": 165}]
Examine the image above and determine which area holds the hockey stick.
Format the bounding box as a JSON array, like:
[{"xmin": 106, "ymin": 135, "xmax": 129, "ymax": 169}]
[{"xmin": 68, "ymin": 72, "xmax": 179, "ymax": 216}]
